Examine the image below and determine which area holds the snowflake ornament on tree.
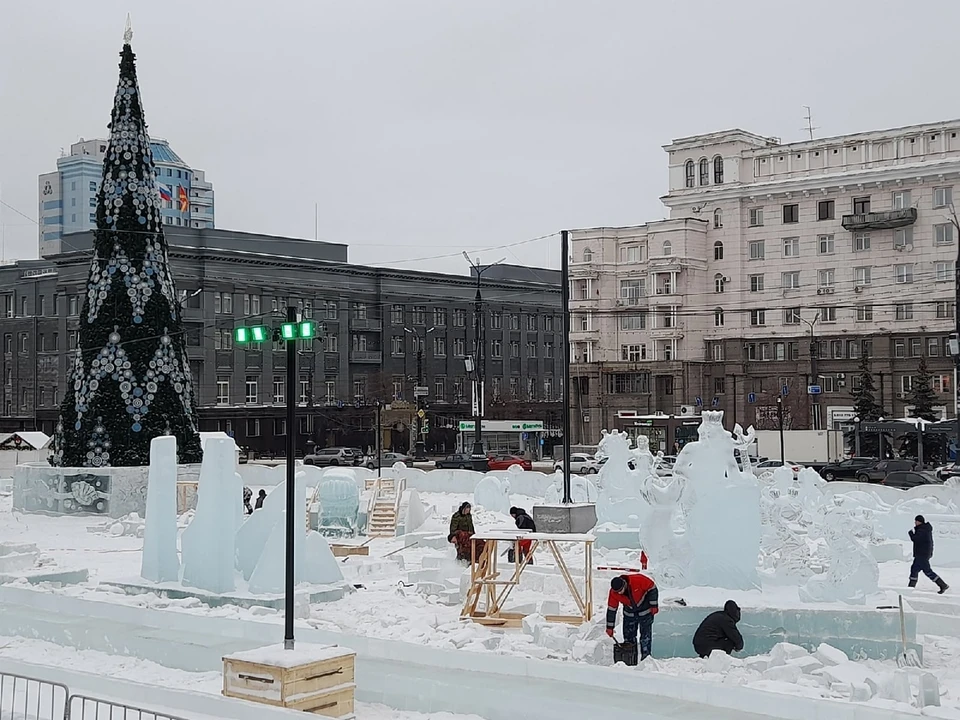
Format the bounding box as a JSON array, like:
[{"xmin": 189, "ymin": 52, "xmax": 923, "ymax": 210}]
[{"xmin": 50, "ymin": 27, "xmax": 202, "ymax": 467}]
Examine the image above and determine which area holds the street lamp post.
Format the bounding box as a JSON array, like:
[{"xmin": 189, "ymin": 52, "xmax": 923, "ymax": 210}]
[
  {"xmin": 404, "ymin": 326, "xmax": 434, "ymax": 460},
  {"xmin": 854, "ymin": 415, "xmax": 861, "ymax": 456},
  {"xmin": 776, "ymin": 395, "xmax": 785, "ymax": 464},
  {"xmin": 800, "ymin": 312, "xmax": 821, "ymax": 430},
  {"xmin": 462, "ymin": 253, "xmax": 505, "ymax": 472}
]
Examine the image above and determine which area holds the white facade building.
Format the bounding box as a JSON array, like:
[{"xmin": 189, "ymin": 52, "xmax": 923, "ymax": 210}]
[{"xmin": 570, "ymin": 119, "xmax": 959, "ymax": 443}]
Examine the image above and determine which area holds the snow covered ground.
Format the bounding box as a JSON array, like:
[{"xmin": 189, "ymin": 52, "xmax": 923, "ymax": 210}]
[{"xmin": 1, "ymin": 489, "xmax": 959, "ymax": 718}]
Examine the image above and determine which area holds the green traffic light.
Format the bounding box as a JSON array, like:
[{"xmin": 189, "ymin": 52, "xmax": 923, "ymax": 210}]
[
  {"xmin": 298, "ymin": 320, "xmax": 316, "ymax": 339},
  {"xmin": 251, "ymin": 326, "xmax": 268, "ymax": 342},
  {"xmin": 234, "ymin": 326, "xmax": 268, "ymax": 344},
  {"xmin": 234, "ymin": 327, "xmax": 250, "ymax": 344},
  {"xmin": 280, "ymin": 322, "xmax": 297, "ymax": 340}
]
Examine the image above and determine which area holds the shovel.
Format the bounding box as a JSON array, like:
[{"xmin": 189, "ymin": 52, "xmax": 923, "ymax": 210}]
[{"xmin": 896, "ymin": 594, "xmax": 922, "ymax": 668}]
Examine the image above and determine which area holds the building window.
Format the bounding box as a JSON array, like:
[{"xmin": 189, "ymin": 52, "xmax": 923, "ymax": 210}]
[
  {"xmin": 491, "ymin": 339, "xmax": 502, "ymax": 358},
  {"xmin": 714, "ymin": 377, "xmax": 725, "ymax": 394},
  {"xmin": 936, "ymin": 262, "xmax": 953, "ymax": 282},
  {"xmin": 352, "ymin": 334, "xmax": 368, "ymax": 352},
  {"xmin": 325, "ymin": 301, "xmax": 338, "ymax": 320},
  {"xmin": 852, "ymin": 231, "xmax": 870, "ymax": 252},
  {"xmin": 684, "ymin": 160, "xmax": 695, "ymax": 188},
  {"xmin": 20, "ymin": 296, "xmax": 27, "ymax": 317},
  {"xmin": 750, "ymin": 274, "xmax": 765, "ymax": 292},
  {"xmin": 714, "ymin": 308, "xmax": 724, "ymax": 327},
  {"xmin": 782, "ymin": 237, "xmax": 799, "ymax": 257},
  {"xmin": 325, "ymin": 381, "xmax": 336, "ymax": 403},
  {"xmin": 714, "ymin": 274, "xmax": 725, "ymax": 293},
  {"xmin": 353, "ymin": 378, "xmax": 366, "ymax": 401},
  {"xmin": 711, "ymin": 342, "xmax": 724, "ymax": 361},
  {"xmin": 245, "ymin": 376, "xmax": 259, "ymax": 404},
  {"xmin": 491, "ymin": 312, "xmax": 502, "ymax": 329},
  {"xmin": 936, "ymin": 301, "xmax": 955, "ymax": 319},
  {"xmin": 619, "ymin": 245, "xmax": 645, "ymax": 263},
  {"xmin": 817, "ymin": 200, "xmax": 835, "ymax": 221},
  {"xmin": 699, "ymin": 158, "xmax": 709, "ymax": 186},
  {"xmin": 854, "ymin": 266, "xmax": 872, "ymax": 286},
  {"xmin": 391, "ymin": 336, "xmax": 404, "ymax": 355},
  {"xmin": 245, "ymin": 419, "xmax": 260, "ymax": 438},
  {"xmin": 620, "ymin": 279, "xmax": 645, "ymax": 304},
  {"xmin": 433, "ymin": 308, "xmax": 447, "ymax": 326},
  {"xmin": 510, "ymin": 341, "xmax": 520, "ymax": 358},
  {"xmin": 894, "ymin": 264, "xmax": 914, "ymax": 284},
  {"xmin": 325, "ymin": 334, "xmax": 338, "ymax": 353},
  {"xmin": 355, "ymin": 303, "xmax": 369, "ymax": 321},
  {"xmin": 582, "ymin": 248, "xmax": 593, "ymax": 262},
  {"xmin": 527, "ymin": 314, "xmax": 538, "ymax": 331},
  {"xmin": 216, "ymin": 377, "xmax": 230, "ymax": 405},
  {"xmin": 893, "ymin": 227, "xmax": 913, "ymax": 250},
  {"xmin": 749, "ymin": 208, "xmax": 764, "ymax": 227},
  {"xmin": 856, "ymin": 305, "xmax": 873, "ymax": 322},
  {"xmin": 510, "ymin": 314, "xmax": 520, "ymax": 330},
  {"xmin": 713, "ymin": 209, "xmax": 723, "ymax": 229},
  {"xmin": 782, "ymin": 204, "xmax": 799, "ymax": 223},
  {"xmin": 783, "ymin": 308, "xmax": 801, "ymax": 325},
  {"xmin": 821, "ymin": 307, "xmax": 837, "ymax": 323},
  {"xmin": 853, "ymin": 196, "xmax": 871, "ymax": 215},
  {"xmin": 901, "ymin": 375, "xmax": 914, "ymax": 394},
  {"xmin": 818, "ymin": 235, "xmax": 834, "ymax": 255},
  {"xmin": 818, "ymin": 269, "xmax": 835, "ymax": 289},
  {"xmin": 909, "ymin": 338, "xmax": 922, "ymax": 357},
  {"xmin": 213, "ymin": 292, "xmax": 232, "ymax": 314},
  {"xmin": 453, "ymin": 337, "xmax": 466, "ymax": 357},
  {"xmin": 18, "ymin": 333, "xmax": 27, "ymax": 353},
  {"xmin": 526, "ymin": 341, "xmax": 538, "ymax": 358},
  {"xmin": 895, "ymin": 303, "xmax": 914, "ymax": 321},
  {"xmin": 453, "ymin": 309, "xmax": 466, "ymax": 327},
  {"xmin": 935, "ymin": 223, "xmax": 954, "ymax": 245},
  {"xmin": 433, "ymin": 336, "xmax": 446, "ymax": 357},
  {"xmin": 713, "ymin": 156, "xmax": 724, "ymax": 184},
  {"xmin": 620, "ymin": 313, "xmax": 646, "ymax": 331},
  {"xmin": 545, "ymin": 341, "xmax": 555, "ymax": 357},
  {"xmin": 509, "ymin": 377, "xmax": 520, "ymax": 399},
  {"xmin": 621, "ymin": 344, "xmax": 646, "ymax": 362},
  {"xmin": 779, "ymin": 271, "xmax": 799, "ymax": 290},
  {"xmin": 749, "ymin": 240, "xmax": 765, "ymax": 260},
  {"xmin": 934, "ymin": 186, "xmax": 953, "ymax": 209},
  {"xmin": 929, "ymin": 337, "xmax": 941, "ymax": 357},
  {"xmin": 662, "ymin": 240, "xmax": 673, "ymax": 256},
  {"xmin": 713, "ymin": 241, "xmax": 723, "ymax": 260},
  {"xmin": 750, "ymin": 309, "xmax": 766, "ymax": 326},
  {"xmin": 892, "ymin": 190, "xmax": 912, "ymax": 210}
]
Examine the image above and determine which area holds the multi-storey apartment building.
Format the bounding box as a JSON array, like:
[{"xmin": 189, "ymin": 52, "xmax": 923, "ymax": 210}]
[
  {"xmin": 38, "ymin": 138, "xmax": 215, "ymax": 257},
  {"xmin": 571, "ymin": 119, "xmax": 960, "ymax": 443},
  {"xmin": 0, "ymin": 229, "xmax": 562, "ymax": 457}
]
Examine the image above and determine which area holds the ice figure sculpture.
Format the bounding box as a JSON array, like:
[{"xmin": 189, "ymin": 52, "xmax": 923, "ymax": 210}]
[
  {"xmin": 674, "ymin": 411, "xmax": 761, "ymax": 590},
  {"xmin": 545, "ymin": 470, "xmax": 598, "ymax": 504},
  {"xmin": 800, "ymin": 502, "xmax": 879, "ymax": 605},
  {"xmin": 595, "ymin": 430, "xmax": 650, "ymax": 526},
  {"xmin": 760, "ymin": 486, "xmax": 813, "ymax": 581},
  {"xmin": 181, "ymin": 437, "xmax": 242, "ymax": 593},
  {"xmin": 638, "ymin": 472, "xmax": 688, "ymax": 584},
  {"xmin": 316, "ymin": 470, "xmax": 360, "ymax": 535},
  {"xmin": 140, "ymin": 436, "xmax": 180, "ymax": 583},
  {"xmin": 474, "ymin": 474, "xmax": 511, "ymax": 515}
]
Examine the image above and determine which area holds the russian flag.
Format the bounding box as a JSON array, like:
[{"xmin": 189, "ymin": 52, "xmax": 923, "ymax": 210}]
[{"xmin": 158, "ymin": 184, "xmax": 173, "ymax": 203}]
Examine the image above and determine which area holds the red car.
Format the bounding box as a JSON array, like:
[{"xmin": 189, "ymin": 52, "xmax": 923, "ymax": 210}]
[{"xmin": 487, "ymin": 455, "xmax": 532, "ymax": 471}]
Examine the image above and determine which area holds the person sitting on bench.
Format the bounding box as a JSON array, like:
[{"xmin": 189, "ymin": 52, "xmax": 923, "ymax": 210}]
[{"xmin": 692, "ymin": 600, "xmax": 744, "ymax": 658}]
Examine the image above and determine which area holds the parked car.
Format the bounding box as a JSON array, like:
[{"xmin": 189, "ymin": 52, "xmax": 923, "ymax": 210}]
[
  {"xmin": 365, "ymin": 452, "xmax": 412, "ymax": 469},
  {"xmin": 435, "ymin": 453, "xmax": 474, "ymax": 470},
  {"xmin": 755, "ymin": 460, "xmax": 800, "ymax": 469},
  {"xmin": 597, "ymin": 456, "xmax": 636, "ymax": 471},
  {"xmin": 553, "ymin": 453, "xmax": 599, "ymax": 474},
  {"xmin": 487, "ymin": 455, "xmax": 532, "ymax": 471},
  {"xmin": 882, "ymin": 470, "xmax": 944, "ymax": 489},
  {"xmin": 855, "ymin": 459, "xmax": 916, "ymax": 483},
  {"xmin": 303, "ymin": 447, "xmax": 359, "ymax": 467},
  {"xmin": 819, "ymin": 457, "xmax": 878, "ymax": 482},
  {"xmin": 935, "ymin": 463, "xmax": 960, "ymax": 481}
]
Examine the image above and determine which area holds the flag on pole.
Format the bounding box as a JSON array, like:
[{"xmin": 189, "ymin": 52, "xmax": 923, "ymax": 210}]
[
  {"xmin": 178, "ymin": 185, "xmax": 189, "ymax": 213},
  {"xmin": 158, "ymin": 184, "xmax": 173, "ymax": 203}
]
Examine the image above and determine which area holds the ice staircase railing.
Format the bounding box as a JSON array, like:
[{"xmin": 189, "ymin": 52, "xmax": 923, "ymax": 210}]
[{"xmin": 366, "ymin": 474, "xmax": 405, "ymax": 536}]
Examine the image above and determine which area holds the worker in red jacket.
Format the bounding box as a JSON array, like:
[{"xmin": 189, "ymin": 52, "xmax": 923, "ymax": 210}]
[{"xmin": 606, "ymin": 573, "xmax": 659, "ymax": 661}]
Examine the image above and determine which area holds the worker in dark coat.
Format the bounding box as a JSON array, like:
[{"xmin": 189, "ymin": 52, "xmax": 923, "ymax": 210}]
[
  {"xmin": 909, "ymin": 515, "xmax": 949, "ymax": 594},
  {"xmin": 509, "ymin": 507, "xmax": 536, "ymax": 564},
  {"xmin": 693, "ymin": 600, "xmax": 744, "ymax": 658},
  {"xmin": 254, "ymin": 489, "xmax": 267, "ymax": 510},
  {"xmin": 606, "ymin": 574, "xmax": 659, "ymax": 661}
]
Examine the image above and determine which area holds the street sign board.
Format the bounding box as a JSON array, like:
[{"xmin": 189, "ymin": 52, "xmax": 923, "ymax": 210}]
[
  {"xmin": 458, "ymin": 420, "xmax": 544, "ymax": 432},
  {"xmin": 414, "ymin": 386, "xmax": 429, "ymax": 397},
  {"xmin": 807, "ymin": 385, "xmax": 822, "ymax": 395},
  {"xmin": 695, "ymin": 396, "xmax": 703, "ymax": 406},
  {"xmin": 417, "ymin": 409, "xmax": 425, "ymax": 419},
  {"xmin": 747, "ymin": 392, "xmax": 756, "ymax": 404},
  {"xmin": 781, "ymin": 385, "xmax": 789, "ymax": 396}
]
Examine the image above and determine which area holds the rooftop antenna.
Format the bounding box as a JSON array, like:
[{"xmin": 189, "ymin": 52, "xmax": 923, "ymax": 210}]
[
  {"xmin": 124, "ymin": 13, "xmax": 133, "ymax": 45},
  {"xmin": 803, "ymin": 106, "xmax": 819, "ymax": 141}
]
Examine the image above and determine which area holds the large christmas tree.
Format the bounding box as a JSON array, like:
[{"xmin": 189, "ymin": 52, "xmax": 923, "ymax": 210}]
[{"xmin": 50, "ymin": 29, "xmax": 203, "ymax": 467}]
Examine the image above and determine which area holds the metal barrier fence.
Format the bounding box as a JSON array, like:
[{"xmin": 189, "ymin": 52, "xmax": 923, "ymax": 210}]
[
  {"xmin": 65, "ymin": 696, "xmax": 188, "ymax": 720},
  {"xmin": 0, "ymin": 672, "xmax": 69, "ymax": 720}
]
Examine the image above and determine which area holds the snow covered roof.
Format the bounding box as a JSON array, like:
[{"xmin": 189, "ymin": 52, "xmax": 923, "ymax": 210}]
[{"xmin": 0, "ymin": 431, "xmax": 51, "ymax": 450}]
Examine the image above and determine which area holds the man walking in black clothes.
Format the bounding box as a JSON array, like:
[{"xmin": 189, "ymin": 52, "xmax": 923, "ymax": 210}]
[
  {"xmin": 909, "ymin": 515, "xmax": 949, "ymax": 594},
  {"xmin": 693, "ymin": 600, "xmax": 745, "ymax": 658}
]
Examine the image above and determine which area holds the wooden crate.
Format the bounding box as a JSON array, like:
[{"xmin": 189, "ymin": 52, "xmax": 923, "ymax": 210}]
[
  {"xmin": 223, "ymin": 643, "xmax": 356, "ymax": 717},
  {"xmin": 330, "ymin": 544, "xmax": 370, "ymax": 558}
]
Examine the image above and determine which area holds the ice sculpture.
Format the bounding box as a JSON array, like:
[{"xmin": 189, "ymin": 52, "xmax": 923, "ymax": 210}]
[
  {"xmin": 180, "ymin": 437, "xmax": 242, "ymax": 593},
  {"xmin": 140, "ymin": 436, "xmax": 180, "ymax": 583},
  {"xmin": 316, "ymin": 469, "xmax": 360, "ymax": 535},
  {"xmin": 474, "ymin": 474, "xmax": 511, "ymax": 515},
  {"xmin": 544, "ymin": 470, "xmax": 598, "ymax": 504},
  {"xmin": 595, "ymin": 430, "xmax": 649, "ymax": 526},
  {"xmin": 800, "ymin": 503, "xmax": 879, "ymax": 605},
  {"xmin": 638, "ymin": 472, "xmax": 688, "ymax": 584},
  {"xmin": 235, "ymin": 481, "xmax": 285, "ymax": 580},
  {"xmin": 674, "ymin": 412, "xmax": 761, "ymax": 590}
]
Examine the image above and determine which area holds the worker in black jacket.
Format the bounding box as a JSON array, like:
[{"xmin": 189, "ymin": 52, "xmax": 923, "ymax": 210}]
[
  {"xmin": 509, "ymin": 507, "xmax": 536, "ymax": 564},
  {"xmin": 909, "ymin": 515, "xmax": 949, "ymax": 594},
  {"xmin": 692, "ymin": 600, "xmax": 744, "ymax": 658}
]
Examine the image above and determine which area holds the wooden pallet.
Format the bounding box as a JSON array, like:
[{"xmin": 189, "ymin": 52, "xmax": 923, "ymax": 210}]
[
  {"xmin": 223, "ymin": 644, "xmax": 356, "ymax": 718},
  {"xmin": 330, "ymin": 544, "xmax": 370, "ymax": 558}
]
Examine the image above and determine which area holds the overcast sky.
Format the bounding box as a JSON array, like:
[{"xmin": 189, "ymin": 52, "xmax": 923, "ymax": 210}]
[{"xmin": 2, "ymin": 0, "xmax": 959, "ymax": 275}]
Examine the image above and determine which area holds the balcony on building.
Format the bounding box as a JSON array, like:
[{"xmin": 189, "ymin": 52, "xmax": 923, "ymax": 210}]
[
  {"xmin": 841, "ymin": 208, "xmax": 917, "ymax": 231},
  {"xmin": 349, "ymin": 317, "xmax": 382, "ymax": 331},
  {"xmin": 349, "ymin": 350, "xmax": 382, "ymax": 363}
]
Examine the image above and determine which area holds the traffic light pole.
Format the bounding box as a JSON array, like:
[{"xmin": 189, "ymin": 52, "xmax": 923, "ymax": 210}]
[{"xmin": 284, "ymin": 305, "xmax": 297, "ymax": 650}]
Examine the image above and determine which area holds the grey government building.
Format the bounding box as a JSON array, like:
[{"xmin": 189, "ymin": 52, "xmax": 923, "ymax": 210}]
[{"xmin": 0, "ymin": 228, "xmax": 563, "ymax": 457}]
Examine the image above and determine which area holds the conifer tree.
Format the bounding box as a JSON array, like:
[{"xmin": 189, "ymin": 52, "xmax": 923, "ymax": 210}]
[
  {"xmin": 50, "ymin": 30, "xmax": 202, "ymax": 467},
  {"xmin": 901, "ymin": 356, "xmax": 944, "ymax": 463},
  {"xmin": 846, "ymin": 353, "xmax": 884, "ymax": 457}
]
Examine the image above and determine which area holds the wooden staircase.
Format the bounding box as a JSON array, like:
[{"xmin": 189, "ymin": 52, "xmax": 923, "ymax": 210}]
[{"xmin": 367, "ymin": 477, "xmax": 400, "ymax": 537}]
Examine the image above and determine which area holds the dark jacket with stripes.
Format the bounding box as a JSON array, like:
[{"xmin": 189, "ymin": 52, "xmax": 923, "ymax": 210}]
[{"xmin": 606, "ymin": 573, "xmax": 659, "ymax": 630}]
